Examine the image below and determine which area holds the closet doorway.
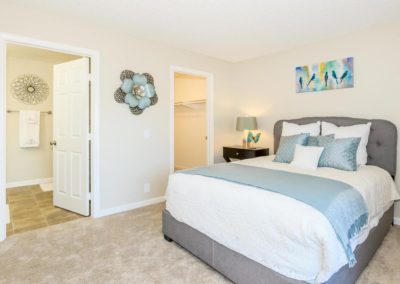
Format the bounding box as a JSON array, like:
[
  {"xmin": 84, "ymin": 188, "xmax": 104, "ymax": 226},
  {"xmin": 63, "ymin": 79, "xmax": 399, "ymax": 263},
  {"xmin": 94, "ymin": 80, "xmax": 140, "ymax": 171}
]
[
  {"xmin": 3, "ymin": 43, "xmax": 91, "ymax": 237},
  {"xmin": 170, "ymin": 66, "xmax": 214, "ymax": 173}
]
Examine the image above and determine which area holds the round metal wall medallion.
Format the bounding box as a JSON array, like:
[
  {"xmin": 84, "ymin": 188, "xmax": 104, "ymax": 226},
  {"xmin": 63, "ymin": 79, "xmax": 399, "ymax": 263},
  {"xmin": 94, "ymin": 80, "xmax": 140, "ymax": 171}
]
[{"xmin": 11, "ymin": 74, "xmax": 49, "ymax": 105}]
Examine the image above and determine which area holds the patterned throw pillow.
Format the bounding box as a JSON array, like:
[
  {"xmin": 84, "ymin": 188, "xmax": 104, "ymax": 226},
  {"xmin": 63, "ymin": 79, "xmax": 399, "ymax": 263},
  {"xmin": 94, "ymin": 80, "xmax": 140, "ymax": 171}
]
[
  {"xmin": 307, "ymin": 135, "xmax": 335, "ymax": 147},
  {"xmin": 274, "ymin": 133, "xmax": 310, "ymax": 163},
  {"xmin": 318, "ymin": 137, "xmax": 361, "ymax": 171}
]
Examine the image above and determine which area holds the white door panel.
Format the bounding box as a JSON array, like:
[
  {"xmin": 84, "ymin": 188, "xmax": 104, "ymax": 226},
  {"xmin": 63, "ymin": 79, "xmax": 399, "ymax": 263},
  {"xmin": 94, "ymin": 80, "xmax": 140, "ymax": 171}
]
[{"xmin": 53, "ymin": 58, "xmax": 90, "ymax": 216}]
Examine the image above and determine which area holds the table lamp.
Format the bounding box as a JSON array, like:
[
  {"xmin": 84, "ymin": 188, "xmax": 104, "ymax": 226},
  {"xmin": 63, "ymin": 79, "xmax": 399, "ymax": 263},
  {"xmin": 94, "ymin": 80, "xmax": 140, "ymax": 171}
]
[{"xmin": 236, "ymin": 116, "xmax": 258, "ymax": 148}]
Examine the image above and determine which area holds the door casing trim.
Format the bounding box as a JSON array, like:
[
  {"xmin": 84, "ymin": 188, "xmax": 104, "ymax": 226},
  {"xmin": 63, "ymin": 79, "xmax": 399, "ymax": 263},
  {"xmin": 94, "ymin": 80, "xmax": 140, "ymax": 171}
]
[
  {"xmin": 0, "ymin": 33, "xmax": 101, "ymax": 241},
  {"xmin": 169, "ymin": 65, "xmax": 214, "ymax": 174}
]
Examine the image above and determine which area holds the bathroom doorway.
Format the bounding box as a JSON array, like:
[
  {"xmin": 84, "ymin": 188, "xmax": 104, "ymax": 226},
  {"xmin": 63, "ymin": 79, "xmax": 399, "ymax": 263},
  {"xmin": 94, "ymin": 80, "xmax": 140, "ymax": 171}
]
[
  {"xmin": 0, "ymin": 34, "xmax": 101, "ymax": 241},
  {"xmin": 4, "ymin": 43, "xmax": 89, "ymax": 236}
]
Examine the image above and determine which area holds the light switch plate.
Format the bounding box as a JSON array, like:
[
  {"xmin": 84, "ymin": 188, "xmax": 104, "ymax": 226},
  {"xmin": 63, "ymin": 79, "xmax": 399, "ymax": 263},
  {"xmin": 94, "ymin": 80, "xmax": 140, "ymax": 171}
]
[
  {"xmin": 144, "ymin": 183, "xmax": 150, "ymax": 193},
  {"xmin": 144, "ymin": 129, "xmax": 151, "ymax": 139}
]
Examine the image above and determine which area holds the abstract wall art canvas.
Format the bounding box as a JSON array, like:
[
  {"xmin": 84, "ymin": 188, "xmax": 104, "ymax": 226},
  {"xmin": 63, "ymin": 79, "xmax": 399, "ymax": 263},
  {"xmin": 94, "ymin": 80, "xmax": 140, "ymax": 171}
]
[{"xmin": 296, "ymin": 57, "xmax": 354, "ymax": 93}]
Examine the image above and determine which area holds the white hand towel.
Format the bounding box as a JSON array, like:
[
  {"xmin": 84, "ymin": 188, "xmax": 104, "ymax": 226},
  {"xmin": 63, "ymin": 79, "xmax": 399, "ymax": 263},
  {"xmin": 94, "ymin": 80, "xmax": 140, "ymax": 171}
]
[
  {"xmin": 19, "ymin": 110, "xmax": 40, "ymax": 148},
  {"xmin": 25, "ymin": 113, "xmax": 38, "ymax": 124}
]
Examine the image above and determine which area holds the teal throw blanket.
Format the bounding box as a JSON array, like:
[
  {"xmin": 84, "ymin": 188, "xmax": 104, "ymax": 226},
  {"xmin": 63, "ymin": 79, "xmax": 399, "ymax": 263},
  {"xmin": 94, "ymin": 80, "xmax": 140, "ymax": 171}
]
[{"xmin": 180, "ymin": 163, "xmax": 368, "ymax": 267}]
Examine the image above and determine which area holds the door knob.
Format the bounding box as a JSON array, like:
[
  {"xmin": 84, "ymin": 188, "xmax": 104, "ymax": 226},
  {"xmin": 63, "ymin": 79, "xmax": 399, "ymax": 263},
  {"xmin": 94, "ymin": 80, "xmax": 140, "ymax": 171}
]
[{"xmin": 50, "ymin": 140, "xmax": 57, "ymax": 146}]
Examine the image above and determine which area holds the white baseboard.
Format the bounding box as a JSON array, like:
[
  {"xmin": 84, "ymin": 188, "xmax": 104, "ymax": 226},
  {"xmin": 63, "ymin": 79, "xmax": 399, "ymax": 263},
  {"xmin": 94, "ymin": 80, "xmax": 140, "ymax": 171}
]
[
  {"xmin": 93, "ymin": 196, "xmax": 166, "ymax": 218},
  {"xmin": 6, "ymin": 177, "xmax": 53, "ymax": 189},
  {"xmin": 394, "ymin": 217, "xmax": 400, "ymax": 226}
]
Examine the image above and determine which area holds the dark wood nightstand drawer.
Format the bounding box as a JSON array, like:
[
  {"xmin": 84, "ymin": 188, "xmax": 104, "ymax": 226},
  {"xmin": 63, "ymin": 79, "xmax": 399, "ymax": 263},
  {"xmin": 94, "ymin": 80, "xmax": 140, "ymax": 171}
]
[
  {"xmin": 223, "ymin": 148, "xmax": 251, "ymax": 159},
  {"xmin": 223, "ymin": 146, "xmax": 269, "ymax": 162}
]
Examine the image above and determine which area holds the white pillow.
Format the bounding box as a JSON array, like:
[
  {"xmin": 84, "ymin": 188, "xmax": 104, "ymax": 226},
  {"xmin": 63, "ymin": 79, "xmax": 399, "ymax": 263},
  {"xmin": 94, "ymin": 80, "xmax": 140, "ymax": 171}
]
[
  {"xmin": 290, "ymin": 145, "xmax": 324, "ymax": 170},
  {"xmin": 282, "ymin": 121, "xmax": 321, "ymax": 136},
  {"xmin": 321, "ymin": 121, "xmax": 371, "ymax": 166}
]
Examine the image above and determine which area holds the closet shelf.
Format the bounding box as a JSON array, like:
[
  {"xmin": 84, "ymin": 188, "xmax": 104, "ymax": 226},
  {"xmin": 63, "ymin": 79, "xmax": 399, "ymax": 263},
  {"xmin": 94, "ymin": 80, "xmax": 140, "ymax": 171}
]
[{"xmin": 174, "ymin": 99, "xmax": 206, "ymax": 108}]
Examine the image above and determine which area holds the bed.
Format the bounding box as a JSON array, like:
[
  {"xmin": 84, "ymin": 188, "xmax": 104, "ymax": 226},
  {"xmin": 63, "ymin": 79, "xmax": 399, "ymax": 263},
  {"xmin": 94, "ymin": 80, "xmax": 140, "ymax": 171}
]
[{"xmin": 163, "ymin": 117, "xmax": 399, "ymax": 284}]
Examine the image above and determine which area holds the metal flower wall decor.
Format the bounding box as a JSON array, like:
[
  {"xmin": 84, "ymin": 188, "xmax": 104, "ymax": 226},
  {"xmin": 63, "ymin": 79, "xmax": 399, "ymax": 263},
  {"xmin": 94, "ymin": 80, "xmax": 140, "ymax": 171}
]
[
  {"xmin": 114, "ymin": 70, "xmax": 158, "ymax": 115},
  {"xmin": 11, "ymin": 74, "xmax": 49, "ymax": 105}
]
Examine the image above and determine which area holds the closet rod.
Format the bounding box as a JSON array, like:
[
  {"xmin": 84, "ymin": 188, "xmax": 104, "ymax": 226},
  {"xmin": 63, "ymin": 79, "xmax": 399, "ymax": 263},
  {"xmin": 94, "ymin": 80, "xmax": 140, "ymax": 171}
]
[
  {"xmin": 174, "ymin": 99, "xmax": 206, "ymax": 106},
  {"xmin": 7, "ymin": 110, "xmax": 52, "ymax": 114}
]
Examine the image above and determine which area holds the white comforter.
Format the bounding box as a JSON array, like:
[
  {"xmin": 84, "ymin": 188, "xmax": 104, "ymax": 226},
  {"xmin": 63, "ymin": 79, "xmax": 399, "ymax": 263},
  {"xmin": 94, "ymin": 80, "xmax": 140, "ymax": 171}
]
[{"xmin": 166, "ymin": 156, "xmax": 399, "ymax": 283}]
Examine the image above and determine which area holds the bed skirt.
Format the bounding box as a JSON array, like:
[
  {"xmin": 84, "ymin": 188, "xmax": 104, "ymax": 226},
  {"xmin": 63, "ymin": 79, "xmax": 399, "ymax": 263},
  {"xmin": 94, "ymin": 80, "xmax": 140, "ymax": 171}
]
[{"xmin": 162, "ymin": 205, "xmax": 393, "ymax": 284}]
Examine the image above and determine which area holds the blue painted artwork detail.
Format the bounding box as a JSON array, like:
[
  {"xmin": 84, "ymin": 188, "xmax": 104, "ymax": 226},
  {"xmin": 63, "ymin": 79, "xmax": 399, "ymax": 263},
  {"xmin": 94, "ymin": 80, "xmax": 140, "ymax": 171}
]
[{"xmin": 296, "ymin": 57, "xmax": 354, "ymax": 93}]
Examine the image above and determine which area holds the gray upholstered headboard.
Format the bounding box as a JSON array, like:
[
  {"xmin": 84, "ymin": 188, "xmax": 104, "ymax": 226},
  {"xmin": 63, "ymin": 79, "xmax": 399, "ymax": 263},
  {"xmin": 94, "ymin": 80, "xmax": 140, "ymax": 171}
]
[{"xmin": 274, "ymin": 117, "xmax": 397, "ymax": 177}]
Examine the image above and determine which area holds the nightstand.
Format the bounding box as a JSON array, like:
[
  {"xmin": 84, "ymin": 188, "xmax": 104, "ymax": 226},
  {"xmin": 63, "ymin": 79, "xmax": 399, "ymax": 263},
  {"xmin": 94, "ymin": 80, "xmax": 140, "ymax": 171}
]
[{"xmin": 223, "ymin": 146, "xmax": 269, "ymax": 162}]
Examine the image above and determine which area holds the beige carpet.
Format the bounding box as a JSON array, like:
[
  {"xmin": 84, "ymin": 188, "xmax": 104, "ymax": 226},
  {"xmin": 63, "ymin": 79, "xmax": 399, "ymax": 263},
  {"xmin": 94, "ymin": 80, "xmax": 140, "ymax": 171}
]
[{"xmin": 0, "ymin": 203, "xmax": 399, "ymax": 284}]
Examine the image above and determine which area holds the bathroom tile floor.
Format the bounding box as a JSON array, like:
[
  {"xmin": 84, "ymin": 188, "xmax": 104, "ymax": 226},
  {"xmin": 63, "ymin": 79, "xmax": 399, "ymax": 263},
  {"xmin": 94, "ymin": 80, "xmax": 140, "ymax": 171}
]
[{"xmin": 6, "ymin": 185, "xmax": 84, "ymax": 236}]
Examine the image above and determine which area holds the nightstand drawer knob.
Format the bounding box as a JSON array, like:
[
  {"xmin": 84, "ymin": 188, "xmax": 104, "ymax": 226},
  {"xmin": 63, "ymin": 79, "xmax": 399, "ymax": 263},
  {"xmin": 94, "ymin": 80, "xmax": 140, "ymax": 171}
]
[{"xmin": 236, "ymin": 152, "xmax": 239, "ymax": 155}]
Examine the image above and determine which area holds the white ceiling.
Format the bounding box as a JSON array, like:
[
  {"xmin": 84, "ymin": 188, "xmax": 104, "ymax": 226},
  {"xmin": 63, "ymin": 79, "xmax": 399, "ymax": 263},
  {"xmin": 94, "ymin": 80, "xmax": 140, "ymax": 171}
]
[{"xmin": 9, "ymin": 0, "xmax": 400, "ymax": 62}]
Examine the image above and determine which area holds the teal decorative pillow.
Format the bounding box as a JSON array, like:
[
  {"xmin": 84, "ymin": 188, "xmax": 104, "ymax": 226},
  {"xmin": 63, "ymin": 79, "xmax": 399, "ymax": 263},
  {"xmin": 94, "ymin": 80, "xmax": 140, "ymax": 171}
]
[
  {"xmin": 318, "ymin": 138, "xmax": 361, "ymax": 171},
  {"xmin": 307, "ymin": 135, "xmax": 334, "ymax": 147},
  {"xmin": 274, "ymin": 133, "xmax": 310, "ymax": 163}
]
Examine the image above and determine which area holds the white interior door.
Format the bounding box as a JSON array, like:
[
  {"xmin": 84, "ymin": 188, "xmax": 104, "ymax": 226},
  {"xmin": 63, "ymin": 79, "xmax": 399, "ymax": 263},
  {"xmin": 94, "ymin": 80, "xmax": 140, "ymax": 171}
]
[{"xmin": 53, "ymin": 58, "xmax": 90, "ymax": 216}]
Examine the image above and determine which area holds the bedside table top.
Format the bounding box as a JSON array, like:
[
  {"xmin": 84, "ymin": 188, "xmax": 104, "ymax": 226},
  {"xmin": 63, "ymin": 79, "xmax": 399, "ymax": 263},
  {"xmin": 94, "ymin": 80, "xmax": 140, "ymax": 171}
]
[{"xmin": 223, "ymin": 145, "xmax": 268, "ymax": 151}]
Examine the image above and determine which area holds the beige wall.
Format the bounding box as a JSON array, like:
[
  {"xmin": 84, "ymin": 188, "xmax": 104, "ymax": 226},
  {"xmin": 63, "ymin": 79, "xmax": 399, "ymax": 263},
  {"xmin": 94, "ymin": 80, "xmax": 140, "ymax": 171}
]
[
  {"xmin": 230, "ymin": 22, "xmax": 400, "ymax": 216},
  {"xmin": 6, "ymin": 46, "xmax": 79, "ymax": 184},
  {"xmin": 0, "ymin": 2, "xmax": 234, "ymax": 211},
  {"xmin": 174, "ymin": 74, "xmax": 207, "ymax": 169},
  {"xmin": 1, "ymin": 3, "xmax": 398, "ymax": 217}
]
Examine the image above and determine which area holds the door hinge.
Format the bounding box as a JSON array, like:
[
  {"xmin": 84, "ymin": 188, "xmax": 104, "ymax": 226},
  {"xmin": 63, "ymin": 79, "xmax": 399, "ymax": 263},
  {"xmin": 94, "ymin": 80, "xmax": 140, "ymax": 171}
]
[
  {"xmin": 88, "ymin": 133, "xmax": 92, "ymax": 141},
  {"xmin": 87, "ymin": 192, "xmax": 91, "ymax": 200}
]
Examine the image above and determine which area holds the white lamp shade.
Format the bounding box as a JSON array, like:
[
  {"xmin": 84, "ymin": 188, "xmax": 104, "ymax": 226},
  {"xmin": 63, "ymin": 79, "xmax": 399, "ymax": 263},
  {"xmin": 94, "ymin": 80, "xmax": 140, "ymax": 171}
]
[{"xmin": 236, "ymin": 117, "xmax": 258, "ymax": 131}]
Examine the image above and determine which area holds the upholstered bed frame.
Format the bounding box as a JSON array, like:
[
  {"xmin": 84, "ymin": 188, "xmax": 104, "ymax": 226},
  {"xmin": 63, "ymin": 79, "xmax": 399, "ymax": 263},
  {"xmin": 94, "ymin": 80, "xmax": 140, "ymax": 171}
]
[{"xmin": 163, "ymin": 117, "xmax": 397, "ymax": 284}]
